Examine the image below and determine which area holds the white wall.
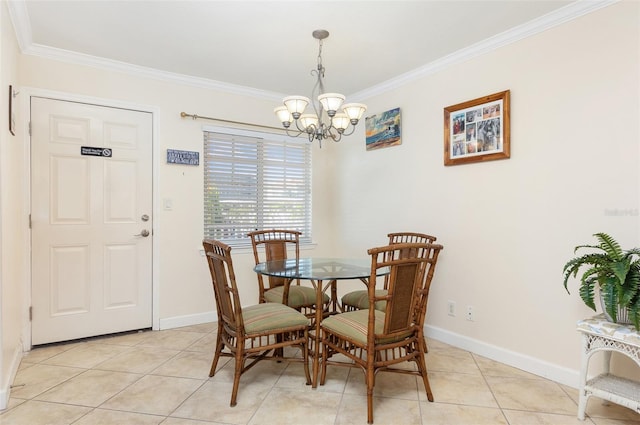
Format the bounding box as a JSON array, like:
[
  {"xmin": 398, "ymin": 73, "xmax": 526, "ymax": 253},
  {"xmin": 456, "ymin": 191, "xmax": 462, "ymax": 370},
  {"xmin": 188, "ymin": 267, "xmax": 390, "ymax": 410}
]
[
  {"xmin": 0, "ymin": 0, "xmax": 27, "ymax": 408},
  {"xmin": 330, "ymin": 1, "xmax": 640, "ymax": 385},
  {"xmin": 0, "ymin": 0, "xmax": 637, "ymax": 403}
]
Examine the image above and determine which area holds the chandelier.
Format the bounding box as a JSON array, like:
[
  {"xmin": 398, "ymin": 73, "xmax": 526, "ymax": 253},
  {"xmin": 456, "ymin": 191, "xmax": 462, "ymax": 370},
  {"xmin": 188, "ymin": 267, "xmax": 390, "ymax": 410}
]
[{"xmin": 274, "ymin": 29, "xmax": 367, "ymax": 147}]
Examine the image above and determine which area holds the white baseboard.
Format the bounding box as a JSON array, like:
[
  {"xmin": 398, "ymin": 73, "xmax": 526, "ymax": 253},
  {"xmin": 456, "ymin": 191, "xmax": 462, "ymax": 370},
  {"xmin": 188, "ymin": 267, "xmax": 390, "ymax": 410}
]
[
  {"xmin": 0, "ymin": 344, "xmax": 25, "ymax": 410},
  {"xmin": 425, "ymin": 324, "xmax": 579, "ymax": 389},
  {"xmin": 159, "ymin": 311, "xmax": 216, "ymax": 330}
]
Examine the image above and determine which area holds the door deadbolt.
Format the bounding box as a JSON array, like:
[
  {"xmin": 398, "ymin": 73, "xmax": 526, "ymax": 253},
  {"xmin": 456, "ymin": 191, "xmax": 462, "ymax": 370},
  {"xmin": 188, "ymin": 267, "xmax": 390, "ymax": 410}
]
[{"xmin": 141, "ymin": 214, "xmax": 149, "ymax": 222}]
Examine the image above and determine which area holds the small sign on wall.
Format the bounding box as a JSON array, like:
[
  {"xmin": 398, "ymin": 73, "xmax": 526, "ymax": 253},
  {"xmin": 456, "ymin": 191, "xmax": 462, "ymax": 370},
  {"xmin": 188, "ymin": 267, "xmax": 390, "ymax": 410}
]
[
  {"xmin": 167, "ymin": 149, "xmax": 199, "ymax": 166},
  {"xmin": 81, "ymin": 146, "xmax": 112, "ymax": 157}
]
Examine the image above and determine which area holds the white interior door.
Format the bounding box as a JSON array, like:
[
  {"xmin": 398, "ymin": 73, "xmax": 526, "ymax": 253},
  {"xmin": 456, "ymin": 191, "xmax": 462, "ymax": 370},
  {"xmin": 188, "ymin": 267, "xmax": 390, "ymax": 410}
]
[{"xmin": 31, "ymin": 97, "xmax": 153, "ymax": 345}]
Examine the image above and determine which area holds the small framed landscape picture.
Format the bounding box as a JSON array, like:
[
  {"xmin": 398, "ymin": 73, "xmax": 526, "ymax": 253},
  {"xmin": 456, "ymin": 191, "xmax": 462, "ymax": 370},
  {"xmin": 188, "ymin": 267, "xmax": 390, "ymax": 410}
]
[
  {"xmin": 444, "ymin": 90, "xmax": 510, "ymax": 166},
  {"xmin": 365, "ymin": 107, "xmax": 401, "ymax": 151}
]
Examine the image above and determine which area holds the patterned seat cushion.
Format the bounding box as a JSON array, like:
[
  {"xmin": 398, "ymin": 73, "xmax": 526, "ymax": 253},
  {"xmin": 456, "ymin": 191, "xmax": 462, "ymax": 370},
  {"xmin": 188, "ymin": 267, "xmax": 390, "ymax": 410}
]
[
  {"xmin": 243, "ymin": 302, "xmax": 309, "ymax": 334},
  {"xmin": 321, "ymin": 309, "xmax": 413, "ymax": 345},
  {"xmin": 341, "ymin": 289, "xmax": 387, "ymax": 311},
  {"xmin": 265, "ymin": 285, "xmax": 329, "ymax": 309}
]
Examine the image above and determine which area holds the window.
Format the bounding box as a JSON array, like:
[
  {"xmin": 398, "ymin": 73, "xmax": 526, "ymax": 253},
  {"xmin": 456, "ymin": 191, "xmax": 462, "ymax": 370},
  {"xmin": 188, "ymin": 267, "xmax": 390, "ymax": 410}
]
[{"xmin": 203, "ymin": 127, "xmax": 312, "ymax": 247}]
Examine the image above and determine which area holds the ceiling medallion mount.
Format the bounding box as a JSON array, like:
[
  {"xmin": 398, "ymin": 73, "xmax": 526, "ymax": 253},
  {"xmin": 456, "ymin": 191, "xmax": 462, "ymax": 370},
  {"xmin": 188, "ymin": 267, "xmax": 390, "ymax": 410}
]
[{"xmin": 274, "ymin": 29, "xmax": 367, "ymax": 148}]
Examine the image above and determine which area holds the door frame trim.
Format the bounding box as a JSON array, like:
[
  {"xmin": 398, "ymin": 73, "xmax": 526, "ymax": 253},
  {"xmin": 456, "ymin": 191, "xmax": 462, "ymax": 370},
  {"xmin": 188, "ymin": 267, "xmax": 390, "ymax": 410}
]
[{"xmin": 21, "ymin": 87, "xmax": 160, "ymax": 350}]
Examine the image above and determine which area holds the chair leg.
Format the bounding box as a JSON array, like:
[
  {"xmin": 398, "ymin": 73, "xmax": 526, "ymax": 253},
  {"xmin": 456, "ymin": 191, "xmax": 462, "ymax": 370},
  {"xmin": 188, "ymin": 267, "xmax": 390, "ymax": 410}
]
[
  {"xmin": 366, "ymin": 363, "xmax": 375, "ymax": 424},
  {"xmin": 302, "ymin": 332, "xmax": 312, "ymax": 385},
  {"xmin": 230, "ymin": 350, "xmax": 244, "ymax": 407},
  {"xmin": 416, "ymin": 346, "xmax": 434, "ymax": 402},
  {"xmin": 320, "ymin": 339, "xmax": 328, "ymax": 385},
  {"xmin": 209, "ymin": 330, "xmax": 225, "ymax": 377}
]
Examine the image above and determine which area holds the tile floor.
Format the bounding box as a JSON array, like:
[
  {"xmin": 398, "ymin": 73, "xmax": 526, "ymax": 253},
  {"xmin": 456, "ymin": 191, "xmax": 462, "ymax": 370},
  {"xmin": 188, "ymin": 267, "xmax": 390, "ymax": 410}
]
[{"xmin": 2, "ymin": 322, "xmax": 639, "ymax": 425}]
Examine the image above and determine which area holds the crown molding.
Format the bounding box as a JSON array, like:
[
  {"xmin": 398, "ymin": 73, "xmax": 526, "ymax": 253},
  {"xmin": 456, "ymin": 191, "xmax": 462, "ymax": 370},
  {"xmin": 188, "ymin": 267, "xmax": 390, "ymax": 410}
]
[
  {"xmin": 350, "ymin": 0, "xmax": 619, "ymax": 101},
  {"xmin": 6, "ymin": 0, "xmax": 32, "ymax": 51},
  {"xmin": 8, "ymin": 0, "xmax": 617, "ymax": 102},
  {"xmin": 22, "ymin": 43, "xmax": 282, "ymax": 101}
]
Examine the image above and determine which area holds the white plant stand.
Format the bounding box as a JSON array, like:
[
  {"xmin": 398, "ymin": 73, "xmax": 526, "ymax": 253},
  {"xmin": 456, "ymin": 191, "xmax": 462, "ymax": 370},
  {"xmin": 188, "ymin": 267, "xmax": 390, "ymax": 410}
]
[{"xmin": 576, "ymin": 314, "xmax": 640, "ymax": 420}]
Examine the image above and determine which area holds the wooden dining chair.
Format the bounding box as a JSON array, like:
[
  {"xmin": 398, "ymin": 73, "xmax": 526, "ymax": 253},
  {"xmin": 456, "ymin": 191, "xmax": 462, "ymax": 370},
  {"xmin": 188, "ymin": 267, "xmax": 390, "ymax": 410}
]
[
  {"xmin": 248, "ymin": 229, "xmax": 329, "ymax": 317},
  {"xmin": 203, "ymin": 239, "xmax": 311, "ymax": 407},
  {"xmin": 341, "ymin": 232, "xmax": 437, "ymax": 311},
  {"xmin": 320, "ymin": 242, "xmax": 443, "ymax": 424}
]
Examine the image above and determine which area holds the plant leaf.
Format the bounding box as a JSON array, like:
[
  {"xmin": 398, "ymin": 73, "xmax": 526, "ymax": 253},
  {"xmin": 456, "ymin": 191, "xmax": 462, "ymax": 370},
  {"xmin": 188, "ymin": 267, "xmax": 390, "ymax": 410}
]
[
  {"xmin": 578, "ymin": 277, "xmax": 597, "ymax": 311},
  {"xmin": 611, "ymin": 259, "xmax": 631, "ymax": 287},
  {"xmin": 628, "ymin": 296, "xmax": 640, "ymax": 331},
  {"xmin": 594, "ymin": 233, "xmax": 623, "ymax": 261}
]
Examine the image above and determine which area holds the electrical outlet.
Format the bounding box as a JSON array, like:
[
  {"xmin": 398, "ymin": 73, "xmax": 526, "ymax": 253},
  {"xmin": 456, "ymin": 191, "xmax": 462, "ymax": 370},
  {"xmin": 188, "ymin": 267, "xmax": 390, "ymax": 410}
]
[
  {"xmin": 447, "ymin": 301, "xmax": 456, "ymax": 317},
  {"xmin": 466, "ymin": 305, "xmax": 474, "ymax": 321}
]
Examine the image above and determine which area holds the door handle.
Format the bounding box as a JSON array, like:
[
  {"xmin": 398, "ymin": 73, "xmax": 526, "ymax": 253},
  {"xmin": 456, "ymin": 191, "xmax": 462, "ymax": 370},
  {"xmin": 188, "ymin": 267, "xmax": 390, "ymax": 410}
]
[{"xmin": 134, "ymin": 229, "xmax": 150, "ymax": 237}]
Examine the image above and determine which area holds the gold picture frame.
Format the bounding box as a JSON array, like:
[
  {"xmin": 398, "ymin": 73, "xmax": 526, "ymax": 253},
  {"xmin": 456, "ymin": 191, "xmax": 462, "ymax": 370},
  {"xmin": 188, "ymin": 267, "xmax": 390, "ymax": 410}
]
[{"xmin": 444, "ymin": 90, "xmax": 510, "ymax": 166}]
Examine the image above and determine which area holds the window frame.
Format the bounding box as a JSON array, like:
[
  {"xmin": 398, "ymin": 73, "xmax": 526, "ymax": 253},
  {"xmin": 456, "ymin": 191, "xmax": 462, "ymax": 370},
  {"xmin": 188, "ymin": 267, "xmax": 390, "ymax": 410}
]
[{"xmin": 203, "ymin": 125, "xmax": 312, "ymax": 248}]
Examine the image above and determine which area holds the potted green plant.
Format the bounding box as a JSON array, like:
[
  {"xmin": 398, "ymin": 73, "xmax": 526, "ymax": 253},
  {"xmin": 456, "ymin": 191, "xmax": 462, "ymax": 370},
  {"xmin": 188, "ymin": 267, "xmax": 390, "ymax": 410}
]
[{"xmin": 562, "ymin": 233, "xmax": 640, "ymax": 330}]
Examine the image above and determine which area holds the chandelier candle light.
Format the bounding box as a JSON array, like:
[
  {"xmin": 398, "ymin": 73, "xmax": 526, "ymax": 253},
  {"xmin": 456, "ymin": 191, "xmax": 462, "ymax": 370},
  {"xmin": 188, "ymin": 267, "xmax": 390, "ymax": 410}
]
[{"xmin": 274, "ymin": 29, "xmax": 367, "ymax": 147}]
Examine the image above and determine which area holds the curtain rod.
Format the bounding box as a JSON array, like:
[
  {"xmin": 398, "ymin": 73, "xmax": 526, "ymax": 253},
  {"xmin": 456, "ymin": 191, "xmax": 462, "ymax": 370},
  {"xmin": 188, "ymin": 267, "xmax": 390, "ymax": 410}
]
[{"xmin": 180, "ymin": 112, "xmax": 293, "ymax": 135}]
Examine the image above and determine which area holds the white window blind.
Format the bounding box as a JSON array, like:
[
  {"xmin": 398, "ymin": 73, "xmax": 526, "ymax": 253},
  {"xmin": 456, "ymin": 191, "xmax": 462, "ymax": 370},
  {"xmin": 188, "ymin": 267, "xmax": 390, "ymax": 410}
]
[{"xmin": 203, "ymin": 128, "xmax": 312, "ymax": 246}]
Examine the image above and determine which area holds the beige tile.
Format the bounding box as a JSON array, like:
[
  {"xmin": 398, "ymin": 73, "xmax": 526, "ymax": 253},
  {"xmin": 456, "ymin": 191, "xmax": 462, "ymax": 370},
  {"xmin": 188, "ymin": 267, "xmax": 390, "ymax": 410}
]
[
  {"xmin": 425, "ymin": 371, "xmax": 498, "ymax": 407},
  {"xmin": 100, "ymin": 374, "xmax": 204, "ymax": 416},
  {"xmin": 426, "ymin": 347, "xmax": 482, "ymax": 375},
  {"xmin": 171, "ymin": 380, "xmax": 270, "ymax": 424},
  {"xmin": 151, "ymin": 350, "xmax": 214, "ymax": 379},
  {"xmin": 249, "ymin": 387, "xmax": 342, "ymax": 425},
  {"xmin": 184, "ymin": 332, "xmax": 217, "ymax": 353},
  {"xmin": 10, "ymin": 363, "xmax": 84, "ymax": 399},
  {"xmin": 22, "ymin": 341, "xmax": 82, "ymax": 363},
  {"xmin": 90, "ymin": 329, "xmax": 155, "ymax": 347},
  {"xmin": 73, "ymin": 408, "xmax": 165, "ymax": 425},
  {"xmin": 583, "ymin": 397, "xmax": 640, "ymax": 422},
  {"xmin": 420, "ymin": 402, "xmax": 508, "ymax": 425},
  {"xmin": 473, "ymin": 354, "xmax": 543, "ymax": 380},
  {"xmin": 591, "ymin": 418, "xmax": 640, "ymax": 425},
  {"xmin": 94, "ymin": 346, "xmax": 180, "ymax": 374},
  {"xmin": 174, "ymin": 322, "xmax": 217, "ymax": 333},
  {"xmin": 503, "ymin": 409, "xmax": 596, "ymax": 424},
  {"xmin": 35, "ymin": 369, "xmax": 142, "ymax": 407},
  {"xmin": 345, "ymin": 368, "xmax": 421, "ymax": 400},
  {"xmin": 2, "ymin": 397, "xmax": 26, "ymax": 410},
  {"xmin": 6, "ymin": 327, "xmax": 639, "ymax": 425},
  {"xmin": 42, "ymin": 343, "xmax": 130, "ymax": 368},
  {"xmin": 277, "ymin": 361, "xmax": 348, "ymax": 393},
  {"xmin": 0, "ymin": 400, "xmax": 91, "ymax": 425},
  {"xmin": 486, "ymin": 375, "xmax": 578, "ymax": 414},
  {"xmin": 336, "ymin": 392, "xmax": 422, "ymax": 425},
  {"xmin": 161, "ymin": 418, "xmax": 219, "ymax": 425},
  {"xmin": 136, "ymin": 330, "xmax": 208, "ymax": 350}
]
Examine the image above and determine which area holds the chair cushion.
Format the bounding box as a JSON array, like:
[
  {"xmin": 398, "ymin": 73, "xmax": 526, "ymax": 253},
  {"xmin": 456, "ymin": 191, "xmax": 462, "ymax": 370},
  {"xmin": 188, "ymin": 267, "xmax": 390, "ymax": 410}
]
[
  {"xmin": 265, "ymin": 285, "xmax": 329, "ymax": 309},
  {"xmin": 321, "ymin": 309, "xmax": 413, "ymax": 345},
  {"xmin": 243, "ymin": 302, "xmax": 309, "ymax": 334},
  {"xmin": 341, "ymin": 289, "xmax": 387, "ymax": 311}
]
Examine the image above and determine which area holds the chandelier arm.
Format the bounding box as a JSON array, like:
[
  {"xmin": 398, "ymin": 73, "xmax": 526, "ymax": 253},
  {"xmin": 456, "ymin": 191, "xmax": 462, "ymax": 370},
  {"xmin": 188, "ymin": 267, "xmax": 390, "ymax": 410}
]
[
  {"xmin": 340, "ymin": 125, "xmax": 357, "ymax": 137},
  {"xmin": 283, "ymin": 127, "xmax": 305, "ymax": 138},
  {"xmin": 328, "ymin": 129, "xmax": 342, "ymax": 143}
]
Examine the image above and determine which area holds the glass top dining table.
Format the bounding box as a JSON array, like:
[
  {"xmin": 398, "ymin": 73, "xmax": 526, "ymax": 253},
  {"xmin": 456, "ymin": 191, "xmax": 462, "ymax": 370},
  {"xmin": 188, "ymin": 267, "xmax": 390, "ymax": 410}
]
[
  {"xmin": 253, "ymin": 257, "xmax": 389, "ymax": 388},
  {"xmin": 253, "ymin": 257, "xmax": 387, "ymax": 280}
]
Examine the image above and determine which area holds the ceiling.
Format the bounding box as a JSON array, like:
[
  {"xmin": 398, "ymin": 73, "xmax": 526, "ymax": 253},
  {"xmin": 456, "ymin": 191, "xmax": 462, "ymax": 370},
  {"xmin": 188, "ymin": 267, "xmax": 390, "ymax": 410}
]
[{"xmin": 9, "ymin": 0, "xmax": 602, "ymax": 100}]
